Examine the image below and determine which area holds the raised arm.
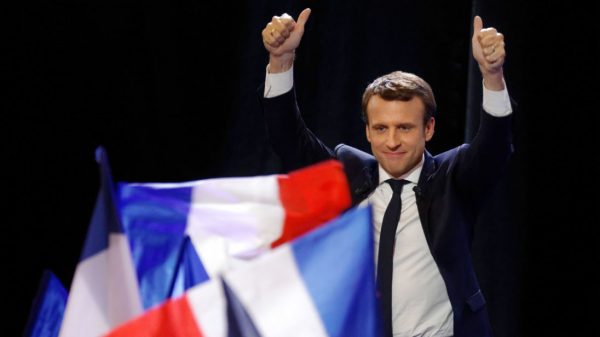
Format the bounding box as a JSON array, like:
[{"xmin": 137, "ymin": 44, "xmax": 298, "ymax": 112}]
[
  {"xmin": 260, "ymin": 8, "xmax": 335, "ymax": 172},
  {"xmin": 455, "ymin": 16, "xmax": 513, "ymax": 208}
]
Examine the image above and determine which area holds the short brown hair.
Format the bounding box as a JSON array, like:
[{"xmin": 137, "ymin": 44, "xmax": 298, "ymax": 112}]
[{"xmin": 361, "ymin": 71, "xmax": 436, "ymax": 124}]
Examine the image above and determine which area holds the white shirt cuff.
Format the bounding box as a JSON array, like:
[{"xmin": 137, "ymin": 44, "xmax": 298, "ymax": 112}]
[
  {"xmin": 482, "ymin": 80, "xmax": 512, "ymax": 117},
  {"xmin": 264, "ymin": 65, "xmax": 294, "ymax": 98}
]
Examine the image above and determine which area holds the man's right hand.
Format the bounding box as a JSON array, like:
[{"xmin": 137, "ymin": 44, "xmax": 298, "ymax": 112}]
[
  {"xmin": 262, "ymin": 8, "xmax": 311, "ymax": 73},
  {"xmin": 471, "ymin": 15, "xmax": 506, "ymax": 91}
]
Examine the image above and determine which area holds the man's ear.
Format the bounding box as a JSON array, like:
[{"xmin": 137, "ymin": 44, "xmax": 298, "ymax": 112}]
[
  {"xmin": 425, "ymin": 117, "xmax": 435, "ymax": 141},
  {"xmin": 365, "ymin": 124, "xmax": 371, "ymax": 143}
]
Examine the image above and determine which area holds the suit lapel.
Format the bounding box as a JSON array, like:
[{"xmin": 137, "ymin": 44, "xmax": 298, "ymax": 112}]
[
  {"xmin": 416, "ymin": 151, "xmax": 436, "ymax": 245},
  {"xmin": 350, "ymin": 160, "xmax": 378, "ymax": 206}
]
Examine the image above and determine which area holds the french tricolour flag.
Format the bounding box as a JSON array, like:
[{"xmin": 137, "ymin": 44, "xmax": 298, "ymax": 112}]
[
  {"xmin": 118, "ymin": 160, "xmax": 351, "ymax": 309},
  {"xmin": 59, "ymin": 147, "xmax": 143, "ymax": 337},
  {"xmin": 105, "ymin": 206, "xmax": 379, "ymax": 337}
]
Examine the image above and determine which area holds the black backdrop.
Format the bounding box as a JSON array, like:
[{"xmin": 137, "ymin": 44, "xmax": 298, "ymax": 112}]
[{"xmin": 5, "ymin": 0, "xmax": 596, "ymax": 336}]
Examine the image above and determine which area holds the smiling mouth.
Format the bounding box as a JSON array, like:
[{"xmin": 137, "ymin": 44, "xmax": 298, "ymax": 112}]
[{"xmin": 383, "ymin": 152, "xmax": 406, "ymax": 158}]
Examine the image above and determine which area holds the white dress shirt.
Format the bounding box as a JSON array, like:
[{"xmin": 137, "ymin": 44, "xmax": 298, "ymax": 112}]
[
  {"xmin": 265, "ymin": 66, "xmax": 512, "ymax": 337},
  {"xmin": 359, "ymin": 161, "xmax": 453, "ymax": 337}
]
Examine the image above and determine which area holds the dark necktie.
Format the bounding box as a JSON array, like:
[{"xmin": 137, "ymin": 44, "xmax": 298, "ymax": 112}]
[{"xmin": 377, "ymin": 179, "xmax": 407, "ymax": 337}]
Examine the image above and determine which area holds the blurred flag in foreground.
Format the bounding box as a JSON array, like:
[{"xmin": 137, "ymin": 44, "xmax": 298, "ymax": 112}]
[
  {"xmin": 118, "ymin": 159, "xmax": 351, "ymax": 309},
  {"xmin": 23, "ymin": 270, "xmax": 67, "ymax": 337},
  {"xmin": 106, "ymin": 206, "xmax": 378, "ymax": 337},
  {"xmin": 59, "ymin": 147, "xmax": 143, "ymax": 337}
]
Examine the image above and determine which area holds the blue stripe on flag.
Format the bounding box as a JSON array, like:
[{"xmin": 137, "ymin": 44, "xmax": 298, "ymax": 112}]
[
  {"xmin": 119, "ymin": 182, "xmax": 192, "ymax": 309},
  {"xmin": 81, "ymin": 146, "xmax": 123, "ymax": 260},
  {"xmin": 23, "ymin": 270, "xmax": 67, "ymax": 337},
  {"xmin": 291, "ymin": 206, "xmax": 379, "ymax": 337},
  {"xmin": 168, "ymin": 235, "xmax": 209, "ymax": 298}
]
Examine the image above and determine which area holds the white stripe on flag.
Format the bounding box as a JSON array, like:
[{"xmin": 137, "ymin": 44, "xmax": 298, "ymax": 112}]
[
  {"xmin": 59, "ymin": 234, "xmax": 143, "ymax": 337},
  {"xmin": 107, "ymin": 234, "xmax": 144, "ymax": 324},
  {"xmin": 186, "ymin": 175, "xmax": 284, "ymax": 277},
  {"xmin": 59, "ymin": 250, "xmax": 111, "ymax": 336},
  {"xmin": 187, "ymin": 279, "xmax": 227, "ymax": 337},
  {"xmin": 225, "ymin": 245, "xmax": 328, "ymax": 337}
]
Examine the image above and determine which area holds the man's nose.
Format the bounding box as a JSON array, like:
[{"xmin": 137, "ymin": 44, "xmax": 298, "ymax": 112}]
[{"xmin": 385, "ymin": 130, "xmax": 401, "ymax": 149}]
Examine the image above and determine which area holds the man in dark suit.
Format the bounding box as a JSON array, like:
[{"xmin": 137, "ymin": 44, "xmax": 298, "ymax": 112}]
[{"xmin": 260, "ymin": 8, "xmax": 513, "ymax": 337}]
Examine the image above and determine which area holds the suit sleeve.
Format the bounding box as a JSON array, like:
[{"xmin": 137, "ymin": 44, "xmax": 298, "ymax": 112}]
[
  {"xmin": 260, "ymin": 88, "xmax": 335, "ymax": 172},
  {"xmin": 455, "ymin": 107, "xmax": 514, "ymax": 207}
]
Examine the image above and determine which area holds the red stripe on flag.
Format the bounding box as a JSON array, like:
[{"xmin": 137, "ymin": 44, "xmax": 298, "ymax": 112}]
[
  {"xmin": 273, "ymin": 160, "xmax": 351, "ymax": 247},
  {"xmin": 105, "ymin": 296, "xmax": 205, "ymax": 337}
]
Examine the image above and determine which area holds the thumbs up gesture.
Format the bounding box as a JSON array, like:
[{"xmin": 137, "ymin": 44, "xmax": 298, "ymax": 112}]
[
  {"xmin": 262, "ymin": 8, "xmax": 311, "ymax": 72},
  {"xmin": 472, "ymin": 16, "xmax": 506, "ymax": 90}
]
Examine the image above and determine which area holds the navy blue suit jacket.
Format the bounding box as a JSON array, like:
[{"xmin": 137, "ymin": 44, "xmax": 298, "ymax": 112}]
[{"xmin": 261, "ymin": 88, "xmax": 513, "ymax": 337}]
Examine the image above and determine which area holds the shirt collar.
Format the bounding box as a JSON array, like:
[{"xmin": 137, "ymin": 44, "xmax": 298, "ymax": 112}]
[{"xmin": 378, "ymin": 154, "xmax": 424, "ymax": 185}]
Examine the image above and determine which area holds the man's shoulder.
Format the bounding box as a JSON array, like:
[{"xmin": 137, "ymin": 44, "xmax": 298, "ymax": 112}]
[
  {"xmin": 333, "ymin": 143, "xmax": 377, "ymax": 181},
  {"xmin": 433, "ymin": 144, "xmax": 469, "ymax": 162},
  {"xmin": 334, "ymin": 144, "xmax": 378, "ymax": 204},
  {"xmin": 333, "ymin": 144, "xmax": 375, "ymax": 166}
]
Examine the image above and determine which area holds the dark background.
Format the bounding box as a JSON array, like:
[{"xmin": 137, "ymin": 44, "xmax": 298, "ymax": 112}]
[{"xmin": 5, "ymin": 0, "xmax": 596, "ymax": 336}]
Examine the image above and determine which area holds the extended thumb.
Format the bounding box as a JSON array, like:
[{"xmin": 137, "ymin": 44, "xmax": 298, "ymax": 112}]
[
  {"xmin": 297, "ymin": 8, "xmax": 311, "ymax": 28},
  {"xmin": 473, "ymin": 15, "xmax": 483, "ymax": 33}
]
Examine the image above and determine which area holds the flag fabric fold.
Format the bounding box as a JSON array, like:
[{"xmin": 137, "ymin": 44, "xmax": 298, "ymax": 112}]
[
  {"xmin": 220, "ymin": 278, "xmax": 262, "ymax": 337},
  {"xmin": 168, "ymin": 235, "xmax": 209, "ymax": 299},
  {"xmin": 105, "ymin": 206, "xmax": 378, "ymax": 337},
  {"xmin": 23, "ymin": 270, "xmax": 68, "ymax": 337},
  {"xmin": 118, "ymin": 159, "xmax": 351, "ymax": 309},
  {"xmin": 58, "ymin": 146, "xmax": 143, "ymax": 337}
]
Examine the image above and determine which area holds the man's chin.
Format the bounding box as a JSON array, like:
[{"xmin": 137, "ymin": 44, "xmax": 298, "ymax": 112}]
[{"xmin": 382, "ymin": 165, "xmax": 406, "ymax": 179}]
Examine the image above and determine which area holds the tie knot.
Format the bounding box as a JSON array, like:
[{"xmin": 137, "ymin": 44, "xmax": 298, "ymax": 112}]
[{"xmin": 386, "ymin": 179, "xmax": 407, "ymax": 194}]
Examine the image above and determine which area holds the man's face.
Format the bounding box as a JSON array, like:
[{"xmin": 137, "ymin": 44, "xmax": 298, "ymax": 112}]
[{"xmin": 365, "ymin": 95, "xmax": 435, "ymax": 178}]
